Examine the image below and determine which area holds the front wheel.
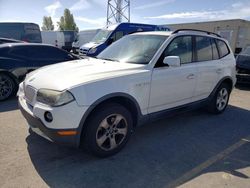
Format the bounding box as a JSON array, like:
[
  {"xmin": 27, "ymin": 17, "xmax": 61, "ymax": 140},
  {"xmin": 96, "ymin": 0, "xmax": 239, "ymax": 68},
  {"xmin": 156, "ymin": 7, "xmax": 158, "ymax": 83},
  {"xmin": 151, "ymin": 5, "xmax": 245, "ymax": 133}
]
[
  {"xmin": 83, "ymin": 103, "xmax": 133, "ymax": 157},
  {"xmin": 207, "ymin": 83, "xmax": 231, "ymax": 114}
]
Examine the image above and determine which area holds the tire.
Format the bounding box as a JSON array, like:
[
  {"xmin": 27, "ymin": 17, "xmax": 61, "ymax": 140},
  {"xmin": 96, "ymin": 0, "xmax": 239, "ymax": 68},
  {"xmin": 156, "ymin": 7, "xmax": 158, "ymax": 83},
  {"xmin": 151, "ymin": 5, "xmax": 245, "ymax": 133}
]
[
  {"xmin": 207, "ymin": 83, "xmax": 231, "ymax": 114},
  {"xmin": 82, "ymin": 103, "xmax": 133, "ymax": 157},
  {"xmin": 0, "ymin": 73, "xmax": 17, "ymax": 101}
]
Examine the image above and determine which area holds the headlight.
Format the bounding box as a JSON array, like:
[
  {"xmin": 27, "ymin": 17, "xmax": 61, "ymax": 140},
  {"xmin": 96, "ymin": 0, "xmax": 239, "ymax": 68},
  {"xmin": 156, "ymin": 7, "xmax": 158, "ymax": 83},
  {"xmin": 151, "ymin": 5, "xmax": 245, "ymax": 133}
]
[
  {"xmin": 37, "ymin": 89, "xmax": 74, "ymax": 106},
  {"xmin": 88, "ymin": 47, "xmax": 97, "ymax": 54}
]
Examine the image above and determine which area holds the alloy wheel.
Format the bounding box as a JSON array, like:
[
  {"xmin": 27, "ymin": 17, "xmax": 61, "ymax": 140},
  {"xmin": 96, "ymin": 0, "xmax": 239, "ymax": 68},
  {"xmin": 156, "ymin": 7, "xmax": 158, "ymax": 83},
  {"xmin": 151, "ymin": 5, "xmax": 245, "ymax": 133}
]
[{"xmin": 96, "ymin": 113, "xmax": 128, "ymax": 151}]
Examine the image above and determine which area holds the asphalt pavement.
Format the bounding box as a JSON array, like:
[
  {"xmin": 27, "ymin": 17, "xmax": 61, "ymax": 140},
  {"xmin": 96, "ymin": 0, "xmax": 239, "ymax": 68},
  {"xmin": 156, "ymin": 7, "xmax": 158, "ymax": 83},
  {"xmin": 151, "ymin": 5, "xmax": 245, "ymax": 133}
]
[{"xmin": 0, "ymin": 85, "xmax": 249, "ymax": 188}]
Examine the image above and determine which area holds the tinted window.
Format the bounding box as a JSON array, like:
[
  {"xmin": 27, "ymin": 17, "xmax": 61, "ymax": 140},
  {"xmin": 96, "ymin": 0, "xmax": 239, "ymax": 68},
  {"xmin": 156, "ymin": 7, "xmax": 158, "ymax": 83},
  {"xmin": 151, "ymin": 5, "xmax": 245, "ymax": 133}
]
[
  {"xmin": 217, "ymin": 39, "xmax": 230, "ymax": 58},
  {"xmin": 29, "ymin": 46, "xmax": 68, "ymax": 59},
  {"xmin": 163, "ymin": 36, "xmax": 192, "ymax": 64},
  {"xmin": 195, "ymin": 36, "xmax": 212, "ymax": 62},
  {"xmin": 211, "ymin": 39, "xmax": 219, "ymax": 60},
  {"xmin": 9, "ymin": 46, "xmax": 30, "ymax": 58},
  {"xmin": 0, "ymin": 24, "xmax": 23, "ymax": 40}
]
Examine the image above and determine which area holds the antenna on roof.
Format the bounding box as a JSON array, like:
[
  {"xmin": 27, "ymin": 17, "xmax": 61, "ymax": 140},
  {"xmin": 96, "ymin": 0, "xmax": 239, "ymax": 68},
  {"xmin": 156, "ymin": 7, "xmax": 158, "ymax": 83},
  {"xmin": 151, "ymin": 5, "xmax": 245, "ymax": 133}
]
[{"xmin": 107, "ymin": 0, "xmax": 130, "ymax": 26}]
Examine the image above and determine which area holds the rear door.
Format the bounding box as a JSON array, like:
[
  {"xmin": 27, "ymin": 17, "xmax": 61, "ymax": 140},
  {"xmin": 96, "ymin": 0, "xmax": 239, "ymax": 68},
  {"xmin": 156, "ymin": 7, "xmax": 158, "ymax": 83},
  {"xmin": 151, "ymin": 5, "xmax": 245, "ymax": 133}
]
[{"xmin": 192, "ymin": 36, "xmax": 221, "ymax": 101}]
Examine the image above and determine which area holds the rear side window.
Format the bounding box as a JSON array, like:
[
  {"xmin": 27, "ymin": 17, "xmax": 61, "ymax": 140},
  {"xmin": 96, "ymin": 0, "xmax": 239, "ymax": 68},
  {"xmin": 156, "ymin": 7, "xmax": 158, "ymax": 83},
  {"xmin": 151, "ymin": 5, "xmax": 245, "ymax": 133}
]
[
  {"xmin": 9, "ymin": 46, "xmax": 29, "ymax": 58},
  {"xmin": 195, "ymin": 36, "xmax": 213, "ymax": 62},
  {"xmin": 216, "ymin": 39, "xmax": 230, "ymax": 58},
  {"xmin": 211, "ymin": 39, "xmax": 219, "ymax": 60}
]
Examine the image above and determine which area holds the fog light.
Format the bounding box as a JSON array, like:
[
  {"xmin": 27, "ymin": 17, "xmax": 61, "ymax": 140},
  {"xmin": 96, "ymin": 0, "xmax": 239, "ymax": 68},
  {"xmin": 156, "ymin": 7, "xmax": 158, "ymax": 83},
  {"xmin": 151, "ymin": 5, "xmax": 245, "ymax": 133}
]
[{"xmin": 44, "ymin": 111, "xmax": 53, "ymax": 122}]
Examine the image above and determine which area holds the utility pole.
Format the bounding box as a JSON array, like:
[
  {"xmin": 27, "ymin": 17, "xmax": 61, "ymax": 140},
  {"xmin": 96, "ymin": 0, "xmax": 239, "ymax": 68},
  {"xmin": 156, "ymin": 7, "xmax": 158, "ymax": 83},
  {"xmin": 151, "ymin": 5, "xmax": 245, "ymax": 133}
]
[{"xmin": 107, "ymin": 0, "xmax": 130, "ymax": 26}]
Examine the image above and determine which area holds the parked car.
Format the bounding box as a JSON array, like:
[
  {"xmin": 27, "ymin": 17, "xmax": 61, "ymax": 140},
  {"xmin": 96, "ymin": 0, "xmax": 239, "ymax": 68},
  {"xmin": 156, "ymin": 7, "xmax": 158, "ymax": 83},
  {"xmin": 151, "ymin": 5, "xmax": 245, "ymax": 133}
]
[
  {"xmin": 236, "ymin": 46, "xmax": 250, "ymax": 83},
  {"xmin": 0, "ymin": 22, "xmax": 42, "ymax": 43},
  {"xmin": 0, "ymin": 43, "xmax": 79, "ymax": 101},
  {"xmin": 0, "ymin": 37, "xmax": 24, "ymax": 44},
  {"xmin": 18, "ymin": 29, "xmax": 236, "ymax": 157},
  {"xmin": 79, "ymin": 22, "xmax": 170, "ymax": 56}
]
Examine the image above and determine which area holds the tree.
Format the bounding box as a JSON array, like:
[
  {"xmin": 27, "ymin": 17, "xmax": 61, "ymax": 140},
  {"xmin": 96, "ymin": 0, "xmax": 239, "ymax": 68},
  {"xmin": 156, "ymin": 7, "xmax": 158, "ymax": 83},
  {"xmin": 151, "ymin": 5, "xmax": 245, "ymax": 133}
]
[
  {"xmin": 57, "ymin": 9, "xmax": 78, "ymax": 31},
  {"xmin": 41, "ymin": 16, "xmax": 54, "ymax": 31}
]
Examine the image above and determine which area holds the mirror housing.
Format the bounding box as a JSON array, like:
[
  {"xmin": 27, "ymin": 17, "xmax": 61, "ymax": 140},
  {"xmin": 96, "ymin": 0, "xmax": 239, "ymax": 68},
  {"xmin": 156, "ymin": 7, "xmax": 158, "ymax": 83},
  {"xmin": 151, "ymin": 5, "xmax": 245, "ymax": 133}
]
[{"xmin": 163, "ymin": 56, "xmax": 181, "ymax": 67}]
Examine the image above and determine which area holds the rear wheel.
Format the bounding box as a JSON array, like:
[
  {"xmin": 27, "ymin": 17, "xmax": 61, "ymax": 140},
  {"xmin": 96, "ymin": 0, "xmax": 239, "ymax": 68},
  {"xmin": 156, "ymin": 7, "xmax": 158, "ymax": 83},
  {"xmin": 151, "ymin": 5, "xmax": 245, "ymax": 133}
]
[
  {"xmin": 0, "ymin": 73, "xmax": 16, "ymax": 101},
  {"xmin": 207, "ymin": 83, "xmax": 230, "ymax": 114},
  {"xmin": 83, "ymin": 103, "xmax": 133, "ymax": 157}
]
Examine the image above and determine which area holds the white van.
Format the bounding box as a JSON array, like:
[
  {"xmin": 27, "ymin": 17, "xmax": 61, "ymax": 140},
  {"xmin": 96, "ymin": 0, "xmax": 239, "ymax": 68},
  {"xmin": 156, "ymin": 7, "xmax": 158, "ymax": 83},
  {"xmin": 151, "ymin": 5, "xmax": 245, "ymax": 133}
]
[
  {"xmin": 41, "ymin": 31, "xmax": 65, "ymax": 48},
  {"xmin": 72, "ymin": 29, "xmax": 100, "ymax": 53}
]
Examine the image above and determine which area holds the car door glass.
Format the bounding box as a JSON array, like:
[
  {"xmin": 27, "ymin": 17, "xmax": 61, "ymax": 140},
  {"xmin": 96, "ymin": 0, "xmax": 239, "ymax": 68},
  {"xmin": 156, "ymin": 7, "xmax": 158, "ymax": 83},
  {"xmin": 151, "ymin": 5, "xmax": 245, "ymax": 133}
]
[
  {"xmin": 196, "ymin": 36, "xmax": 213, "ymax": 62},
  {"xmin": 156, "ymin": 36, "xmax": 192, "ymax": 67},
  {"xmin": 10, "ymin": 46, "xmax": 29, "ymax": 58},
  {"xmin": 111, "ymin": 31, "xmax": 124, "ymax": 42},
  {"xmin": 29, "ymin": 46, "xmax": 68, "ymax": 60},
  {"xmin": 211, "ymin": 39, "xmax": 219, "ymax": 60}
]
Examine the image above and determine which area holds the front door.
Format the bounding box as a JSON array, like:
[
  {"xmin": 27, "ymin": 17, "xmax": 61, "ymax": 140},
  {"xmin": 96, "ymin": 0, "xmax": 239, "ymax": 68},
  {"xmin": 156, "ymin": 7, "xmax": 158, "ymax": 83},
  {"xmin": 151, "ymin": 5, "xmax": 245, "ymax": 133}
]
[{"xmin": 149, "ymin": 35, "xmax": 197, "ymax": 113}]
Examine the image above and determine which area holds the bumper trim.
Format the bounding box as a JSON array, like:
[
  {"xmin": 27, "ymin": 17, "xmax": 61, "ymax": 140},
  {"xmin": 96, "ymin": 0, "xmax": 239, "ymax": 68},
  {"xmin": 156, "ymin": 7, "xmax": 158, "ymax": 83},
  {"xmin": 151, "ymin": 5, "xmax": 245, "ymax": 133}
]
[{"xmin": 18, "ymin": 101, "xmax": 79, "ymax": 147}]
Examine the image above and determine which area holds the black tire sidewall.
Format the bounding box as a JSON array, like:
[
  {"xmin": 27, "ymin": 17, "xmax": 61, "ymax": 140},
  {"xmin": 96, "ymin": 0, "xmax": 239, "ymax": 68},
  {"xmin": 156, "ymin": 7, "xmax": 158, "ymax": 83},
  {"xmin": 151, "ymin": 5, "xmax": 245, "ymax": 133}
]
[
  {"xmin": 0, "ymin": 73, "xmax": 16, "ymax": 101},
  {"xmin": 83, "ymin": 103, "xmax": 133, "ymax": 157},
  {"xmin": 210, "ymin": 83, "xmax": 230, "ymax": 114}
]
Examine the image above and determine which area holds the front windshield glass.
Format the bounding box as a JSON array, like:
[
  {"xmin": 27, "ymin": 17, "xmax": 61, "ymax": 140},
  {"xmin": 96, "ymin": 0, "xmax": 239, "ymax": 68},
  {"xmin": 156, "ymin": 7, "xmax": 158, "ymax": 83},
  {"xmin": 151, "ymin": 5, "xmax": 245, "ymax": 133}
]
[
  {"xmin": 91, "ymin": 30, "xmax": 112, "ymax": 43},
  {"xmin": 241, "ymin": 46, "xmax": 250, "ymax": 55},
  {"xmin": 97, "ymin": 35, "xmax": 168, "ymax": 64}
]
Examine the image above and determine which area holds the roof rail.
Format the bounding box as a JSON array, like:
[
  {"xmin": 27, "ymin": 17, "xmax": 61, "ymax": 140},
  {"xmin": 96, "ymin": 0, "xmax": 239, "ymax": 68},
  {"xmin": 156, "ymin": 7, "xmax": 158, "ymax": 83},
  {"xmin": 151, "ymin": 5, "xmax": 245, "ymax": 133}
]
[{"xmin": 172, "ymin": 29, "xmax": 221, "ymax": 37}]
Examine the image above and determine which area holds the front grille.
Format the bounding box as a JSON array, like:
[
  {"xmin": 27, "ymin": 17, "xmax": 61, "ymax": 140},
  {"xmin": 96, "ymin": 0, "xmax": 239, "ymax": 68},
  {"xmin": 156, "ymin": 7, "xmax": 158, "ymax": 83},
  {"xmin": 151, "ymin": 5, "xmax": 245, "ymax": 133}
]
[{"xmin": 24, "ymin": 85, "xmax": 36, "ymax": 103}]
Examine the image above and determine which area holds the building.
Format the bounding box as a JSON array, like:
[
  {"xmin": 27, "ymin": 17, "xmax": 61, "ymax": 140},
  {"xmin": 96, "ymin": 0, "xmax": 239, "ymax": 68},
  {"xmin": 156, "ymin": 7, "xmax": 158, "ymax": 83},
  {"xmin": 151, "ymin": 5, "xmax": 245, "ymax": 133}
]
[{"xmin": 164, "ymin": 19, "xmax": 250, "ymax": 54}]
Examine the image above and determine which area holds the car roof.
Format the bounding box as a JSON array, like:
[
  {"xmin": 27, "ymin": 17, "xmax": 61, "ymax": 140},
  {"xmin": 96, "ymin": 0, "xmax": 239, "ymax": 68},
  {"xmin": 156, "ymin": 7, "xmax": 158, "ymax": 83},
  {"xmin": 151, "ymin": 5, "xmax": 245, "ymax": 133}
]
[
  {"xmin": 132, "ymin": 31, "xmax": 173, "ymax": 36},
  {"xmin": 0, "ymin": 43, "xmax": 59, "ymax": 48},
  {"xmin": 132, "ymin": 30, "xmax": 223, "ymax": 40}
]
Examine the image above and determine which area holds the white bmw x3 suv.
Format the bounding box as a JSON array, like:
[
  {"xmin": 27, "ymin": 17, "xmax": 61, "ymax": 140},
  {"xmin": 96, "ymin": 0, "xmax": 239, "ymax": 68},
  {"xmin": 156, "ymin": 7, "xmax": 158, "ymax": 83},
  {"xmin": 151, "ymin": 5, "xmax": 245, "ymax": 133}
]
[{"xmin": 18, "ymin": 29, "xmax": 236, "ymax": 157}]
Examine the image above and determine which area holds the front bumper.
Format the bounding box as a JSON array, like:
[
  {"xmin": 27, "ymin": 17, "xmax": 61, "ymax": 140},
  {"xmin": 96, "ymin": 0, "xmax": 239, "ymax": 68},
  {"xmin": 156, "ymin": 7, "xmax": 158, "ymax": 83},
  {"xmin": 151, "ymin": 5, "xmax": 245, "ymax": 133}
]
[
  {"xmin": 18, "ymin": 94, "xmax": 85, "ymax": 147},
  {"xmin": 19, "ymin": 100, "xmax": 79, "ymax": 147}
]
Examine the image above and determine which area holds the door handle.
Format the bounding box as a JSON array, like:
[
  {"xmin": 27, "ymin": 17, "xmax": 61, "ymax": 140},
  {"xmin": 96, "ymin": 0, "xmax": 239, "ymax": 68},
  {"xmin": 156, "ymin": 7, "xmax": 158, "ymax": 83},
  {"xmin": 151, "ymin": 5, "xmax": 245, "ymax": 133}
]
[
  {"xmin": 187, "ymin": 74, "xmax": 195, "ymax": 79},
  {"xmin": 216, "ymin": 69, "xmax": 222, "ymax": 74}
]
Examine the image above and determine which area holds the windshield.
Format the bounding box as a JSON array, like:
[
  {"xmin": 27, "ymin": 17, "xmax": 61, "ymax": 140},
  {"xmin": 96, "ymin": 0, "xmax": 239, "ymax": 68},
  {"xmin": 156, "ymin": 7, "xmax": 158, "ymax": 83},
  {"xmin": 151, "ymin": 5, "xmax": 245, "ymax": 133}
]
[
  {"xmin": 241, "ymin": 46, "xmax": 250, "ymax": 55},
  {"xmin": 91, "ymin": 30, "xmax": 112, "ymax": 43},
  {"xmin": 97, "ymin": 34, "xmax": 168, "ymax": 64}
]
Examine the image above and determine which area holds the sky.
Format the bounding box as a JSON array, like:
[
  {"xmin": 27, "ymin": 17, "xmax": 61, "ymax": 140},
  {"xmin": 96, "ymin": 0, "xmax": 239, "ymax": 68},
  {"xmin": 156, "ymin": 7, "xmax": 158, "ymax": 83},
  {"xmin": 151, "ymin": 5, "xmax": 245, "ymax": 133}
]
[{"xmin": 0, "ymin": 0, "xmax": 250, "ymax": 30}]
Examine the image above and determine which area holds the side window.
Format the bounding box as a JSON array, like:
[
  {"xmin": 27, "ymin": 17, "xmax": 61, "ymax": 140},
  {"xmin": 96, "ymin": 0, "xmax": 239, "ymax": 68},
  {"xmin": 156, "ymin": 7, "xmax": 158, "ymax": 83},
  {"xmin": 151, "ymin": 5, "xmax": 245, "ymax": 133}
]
[
  {"xmin": 161, "ymin": 36, "xmax": 193, "ymax": 65},
  {"xmin": 28, "ymin": 46, "xmax": 68, "ymax": 60},
  {"xmin": 112, "ymin": 31, "xmax": 124, "ymax": 42},
  {"xmin": 211, "ymin": 39, "xmax": 219, "ymax": 60},
  {"xmin": 10, "ymin": 47, "xmax": 29, "ymax": 58},
  {"xmin": 216, "ymin": 39, "xmax": 230, "ymax": 58},
  {"xmin": 195, "ymin": 36, "xmax": 213, "ymax": 62}
]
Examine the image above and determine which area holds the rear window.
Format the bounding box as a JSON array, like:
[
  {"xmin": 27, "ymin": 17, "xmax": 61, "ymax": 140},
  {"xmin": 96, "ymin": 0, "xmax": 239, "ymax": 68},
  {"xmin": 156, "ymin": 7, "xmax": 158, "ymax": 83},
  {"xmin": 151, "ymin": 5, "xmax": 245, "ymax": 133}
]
[{"xmin": 216, "ymin": 39, "xmax": 230, "ymax": 58}]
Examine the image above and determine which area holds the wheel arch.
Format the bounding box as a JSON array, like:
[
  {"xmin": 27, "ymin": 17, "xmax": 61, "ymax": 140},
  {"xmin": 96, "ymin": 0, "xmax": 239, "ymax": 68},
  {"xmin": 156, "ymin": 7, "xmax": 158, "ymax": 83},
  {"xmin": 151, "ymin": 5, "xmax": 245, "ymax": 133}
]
[
  {"xmin": 0, "ymin": 69, "xmax": 19, "ymax": 85},
  {"xmin": 76, "ymin": 92, "xmax": 142, "ymax": 147},
  {"xmin": 209, "ymin": 76, "xmax": 234, "ymax": 100}
]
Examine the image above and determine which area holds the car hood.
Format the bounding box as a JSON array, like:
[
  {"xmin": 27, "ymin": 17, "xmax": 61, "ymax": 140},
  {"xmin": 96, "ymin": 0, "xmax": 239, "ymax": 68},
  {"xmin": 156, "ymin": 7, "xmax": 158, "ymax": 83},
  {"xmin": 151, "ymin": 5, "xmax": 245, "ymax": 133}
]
[{"xmin": 25, "ymin": 58, "xmax": 146, "ymax": 91}]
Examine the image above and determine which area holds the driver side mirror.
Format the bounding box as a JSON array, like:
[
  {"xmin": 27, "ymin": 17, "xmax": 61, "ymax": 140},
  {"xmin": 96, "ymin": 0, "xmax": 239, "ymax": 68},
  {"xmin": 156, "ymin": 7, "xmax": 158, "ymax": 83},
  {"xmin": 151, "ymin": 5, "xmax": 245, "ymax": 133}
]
[{"xmin": 163, "ymin": 56, "xmax": 181, "ymax": 67}]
